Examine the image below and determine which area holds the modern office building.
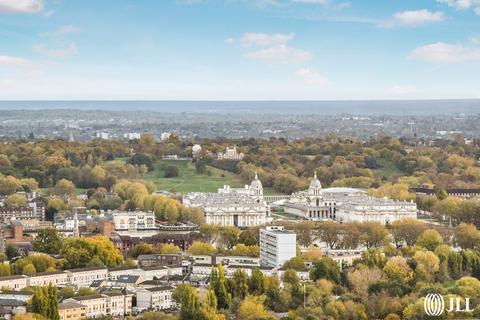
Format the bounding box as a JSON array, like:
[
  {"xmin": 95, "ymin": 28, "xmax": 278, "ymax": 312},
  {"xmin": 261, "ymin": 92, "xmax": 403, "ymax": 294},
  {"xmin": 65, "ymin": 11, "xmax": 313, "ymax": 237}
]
[{"xmin": 260, "ymin": 226, "xmax": 296, "ymax": 268}]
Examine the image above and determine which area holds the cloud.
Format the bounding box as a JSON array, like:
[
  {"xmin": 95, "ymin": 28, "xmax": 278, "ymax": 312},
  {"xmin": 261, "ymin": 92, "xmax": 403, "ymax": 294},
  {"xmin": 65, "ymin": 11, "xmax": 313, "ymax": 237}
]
[
  {"xmin": 246, "ymin": 44, "xmax": 312, "ymax": 62},
  {"xmin": 437, "ymin": 0, "xmax": 480, "ymax": 15},
  {"xmin": 40, "ymin": 25, "xmax": 80, "ymax": 38},
  {"xmin": 379, "ymin": 9, "xmax": 444, "ymax": 27},
  {"xmin": 0, "ymin": 55, "xmax": 33, "ymax": 67},
  {"xmin": 34, "ymin": 43, "xmax": 78, "ymax": 58},
  {"xmin": 437, "ymin": 0, "xmax": 478, "ymax": 10},
  {"xmin": 0, "ymin": 0, "xmax": 44, "ymax": 13},
  {"xmin": 229, "ymin": 32, "xmax": 311, "ymax": 63},
  {"xmin": 408, "ymin": 42, "xmax": 480, "ymax": 62},
  {"xmin": 295, "ymin": 68, "xmax": 328, "ymax": 85},
  {"xmin": 389, "ymin": 85, "xmax": 416, "ymax": 95},
  {"xmin": 238, "ymin": 32, "xmax": 294, "ymax": 47},
  {"xmin": 291, "ymin": 0, "xmax": 329, "ymax": 4}
]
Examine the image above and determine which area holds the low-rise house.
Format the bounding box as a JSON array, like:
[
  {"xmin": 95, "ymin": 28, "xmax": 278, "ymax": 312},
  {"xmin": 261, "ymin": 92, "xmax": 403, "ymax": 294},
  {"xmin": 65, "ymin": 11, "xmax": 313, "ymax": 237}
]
[
  {"xmin": 114, "ymin": 275, "xmax": 143, "ymax": 290},
  {"xmin": 0, "ymin": 275, "xmax": 29, "ymax": 291},
  {"xmin": 67, "ymin": 295, "xmax": 107, "ymax": 319},
  {"xmin": 66, "ymin": 267, "xmax": 108, "ymax": 288},
  {"xmin": 28, "ymin": 270, "xmax": 69, "ymax": 287},
  {"xmin": 138, "ymin": 253, "xmax": 183, "ymax": 267},
  {"xmin": 136, "ymin": 286, "xmax": 176, "ymax": 312},
  {"xmin": 142, "ymin": 266, "xmax": 182, "ymax": 280},
  {"xmin": 59, "ymin": 301, "xmax": 86, "ymax": 320},
  {"xmin": 0, "ymin": 291, "xmax": 32, "ymax": 303},
  {"xmin": 105, "ymin": 292, "xmax": 132, "ymax": 317},
  {"xmin": 108, "ymin": 266, "xmax": 140, "ymax": 281}
]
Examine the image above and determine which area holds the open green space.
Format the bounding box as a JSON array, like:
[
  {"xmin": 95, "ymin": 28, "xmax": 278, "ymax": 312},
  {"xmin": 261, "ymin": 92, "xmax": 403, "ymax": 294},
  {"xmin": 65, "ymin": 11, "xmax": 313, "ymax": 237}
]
[
  {"xmin": 372, "ymin": 159, "xmax": 404, "ymax": 179},
  {"xmin": 146, "ymin": 159, "xmax": 245, "ymax": 194}
]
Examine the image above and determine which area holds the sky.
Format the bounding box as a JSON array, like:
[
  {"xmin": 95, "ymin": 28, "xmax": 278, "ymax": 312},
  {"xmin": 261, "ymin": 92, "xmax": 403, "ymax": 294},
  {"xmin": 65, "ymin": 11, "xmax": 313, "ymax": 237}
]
[{"xmin": 0, "ymin": 0, "xmax": 480, "ymax": 100}]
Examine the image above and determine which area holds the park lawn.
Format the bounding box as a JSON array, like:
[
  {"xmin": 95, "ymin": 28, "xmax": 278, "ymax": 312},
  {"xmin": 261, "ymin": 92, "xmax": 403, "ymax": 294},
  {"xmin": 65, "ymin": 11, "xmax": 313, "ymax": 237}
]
[
  {"xmin": 373, "ymin": 159, "xmax": 404, "ymax": 179},
  {"xmin": 146, "ymin": 159, "xmax": 245, "ymax": 194}
]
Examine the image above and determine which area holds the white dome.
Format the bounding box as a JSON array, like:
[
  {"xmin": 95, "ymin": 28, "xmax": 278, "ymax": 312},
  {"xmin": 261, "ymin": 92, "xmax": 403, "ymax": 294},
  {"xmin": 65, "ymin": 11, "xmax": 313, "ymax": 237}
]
[
  {"xmin": 250, "ymin": 172, "xmax": 263, "ymax": 189},
  {"xmin": 192, "ymin": 144, "xmax": 202, "ymax": 153},
  {"xmin": 309, "ymin": 172, "xmax": 322, "ymax": 189}
]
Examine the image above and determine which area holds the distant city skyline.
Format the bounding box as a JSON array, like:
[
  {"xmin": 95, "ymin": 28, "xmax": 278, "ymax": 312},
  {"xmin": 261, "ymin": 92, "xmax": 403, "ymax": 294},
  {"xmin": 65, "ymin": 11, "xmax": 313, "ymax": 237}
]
[{"xmin": 0, "ymin": 0, "xmax": 480, "ymax": 100}]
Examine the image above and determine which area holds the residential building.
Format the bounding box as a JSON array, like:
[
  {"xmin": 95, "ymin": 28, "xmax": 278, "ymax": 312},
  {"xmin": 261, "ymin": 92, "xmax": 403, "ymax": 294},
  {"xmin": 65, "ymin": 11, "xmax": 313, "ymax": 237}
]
[
  {"xmin": 0, "ymin": 275, "xmax": 28, "ymax": 291},
  {"xmin": 260, "ymin": 226, "xmax": 296, "ymax": 268},
  {"xmin": 138, "ymin": 253, "xmax": 183, "ymax": 268},
  {"xmin": 112, "ymin": 211, "xmax": 156, "ymax": 231},
  {"xmin": 136, "ymin": 286, "xmax": 176, "ymax": 311},
  {"xmin": 105, "ymin": 292, "xmax": 132, "ymax": 317},
  {"xmin": 59, "ymin": 301, "xmax": 87, "ymax": 320},
  {"xmin": 66, "ymin": 267, "xmax": 108, "ymax": 288},
  {"xmin": 68, "ymin": 295, "xmax": 107, "ymax": 319}
]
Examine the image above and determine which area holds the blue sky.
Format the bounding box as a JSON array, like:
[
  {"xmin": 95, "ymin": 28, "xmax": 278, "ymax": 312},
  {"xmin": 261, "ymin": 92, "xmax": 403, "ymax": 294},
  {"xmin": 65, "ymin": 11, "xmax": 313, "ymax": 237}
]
[{"xmin": 0, "ymin": 0, "xmax": 480, "ymax": 100}]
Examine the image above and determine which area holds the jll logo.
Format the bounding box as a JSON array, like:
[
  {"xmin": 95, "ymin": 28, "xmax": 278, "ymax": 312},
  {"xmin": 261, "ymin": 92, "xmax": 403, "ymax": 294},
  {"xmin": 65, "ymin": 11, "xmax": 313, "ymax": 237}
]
[{"xmin": 424, "ymin": 293, "xmax": 474, "ymax": 316}]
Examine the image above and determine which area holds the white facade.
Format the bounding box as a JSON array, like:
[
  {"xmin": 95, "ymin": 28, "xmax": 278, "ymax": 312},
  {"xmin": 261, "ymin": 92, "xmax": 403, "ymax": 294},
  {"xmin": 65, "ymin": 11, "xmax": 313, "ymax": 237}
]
[
  {"xmin": 260, "ymin": 226, "xmax": 296, "ymax": 268},
  {"xmin": 285, "ymin": 174, "xmax": 417, "ymax": 225},
  {"xmin": 136, "ymin": 286, "xmax": 176, "ymax": 311},
  {"xmin": 217, "ymin": 146, "xmax": 244, "ymax": 160},
  {"xmin": 96, "ymin": 132, "xmax": 109, "ymax": 140},
  {"xmin": 183, "ymin": 173, "xmax": 268, "ymax": 227},
  {"xmin": 66, "ymin": 267, "xmax": 108, "ymax": 288},
  {"xmin": 113, "ymin": 211, "xmax": 156, "ymax": 231},
  {"xmin": 68, "ymin": 293, "xmax": 132, "ymax": 318},
  {"xmin": 0, "ymin": 275, "xmax": 28, "ymax": 291},
  {"xmin": 336, "ymin": 198, "xmax": 417, "ymax": 225},
  {"xmin": 124, "ymin": 132, "xmax": 141, "ymax": 140}
]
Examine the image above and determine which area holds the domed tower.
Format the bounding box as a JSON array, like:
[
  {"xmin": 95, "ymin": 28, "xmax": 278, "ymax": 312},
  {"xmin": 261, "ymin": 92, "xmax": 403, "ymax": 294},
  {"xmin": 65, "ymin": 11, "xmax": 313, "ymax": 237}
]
[
  {"xmin": 308, "ymin": 172, "xmax": 322, "ymax": 196},
  {"xmin": 250, "ymin": 171, "xmax": 264, "ymax": 200}
]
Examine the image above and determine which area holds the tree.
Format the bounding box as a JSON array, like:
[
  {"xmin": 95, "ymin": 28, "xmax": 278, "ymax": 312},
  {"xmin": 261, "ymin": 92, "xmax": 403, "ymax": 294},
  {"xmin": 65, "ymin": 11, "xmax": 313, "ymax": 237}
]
[
  {"xmin": 310, "ymin": 256, "xmax": 341, "ymax": 283},
  {"xmin": 5, "ymin": 194, "xmax": 27, "ymax": 208},
  {"xmin": 383, "ymin": 256, "xmax": 413, "ymax": 283},
  {"xmin": 200, "ymin": 224, "xmax": 220, "ymax": 244},
  {"xmin": 0, "ymin": 264, "xmax": 11, "ymax": 276},
  {"xmin": 237, "ymin": 295, "xmax": 270, "ymax": 320},
  {"xmin": 230, "ymin": 268, "xmax": 249, "ymax": 299},
  {"xmin": 413, "ymin": 250, "xmax": 439, "ymax": 282},
  {"xmin": 360, "ymin": 248, "xmax": 387, "ymax": 268},
  {"xmin": 359, "ymin": 221, "xmax": 388, "ymax": 249},
  {"xmin": 210, "ymin": 264, "xmax": 231, "ymax": 309},
  {"xmin": 5, "ymin": 244, "xmax": 19, "ymax": 260},
  {"xmin": 32, "ymin": 228, "xmax": 63, "ymax": 254},
  {"xmin": 60, "ymin": 287, "xmax": 75, "ymax": 299},
  {"xmin": 173, "ymin": 284, "xmax": 201, "ymax": 320},
  {"xmin": 454, "ymin": 223, "xmax": 480, "ymax": 249},
  {"xmin": 61, "ymin": 235, "xmax": 124, "ymax": 268},
  {"xmin": 22, "ymin": 263, "xmax": 36, "ymax": 276},
  {"xmin": 54, "ymin": 179, "xmax": 75, "ymax": 196},
  {"xmin": 283, "ymin": 256, "xmax": 306, "ymax": 271},
  {"xmin": 159, "ymin": 243, "xmax": 181, "ymax": 254},
  {"xmin": 164, "ymin": 165, "xmax": 179, "ymax": 178},
  {"xmin": 249, "ymin": 267, "xmax": 264, "ymax": 295},
  {"xmin": 188, "ymin": 241, "xmax": 216, "ymax": 255},
  {"xmin": 317, "ymin": 221, "xmax": 340, "ymax": 249},
  {"xmin": 390, "ymin": 218, "xmax": 427, "ymax": 247},
  {"xmin": 416, "ymin": 229, "xmax": 443, "ymax": 251},
  {"xmin": 294, "ymin": 221, "xmax": 315, "ymax": 247},
  {"xmin": 219, "ymin": 226, "xmax": 240, "ymax": 249},
  {"xmin": 46, "ymin": 283, "xmax": 59, "ymax": 320},
  {"xmin": 31, "ymin": 285, "xmax": 59, "ymax": 319},
  {"xmin": 238, "ymin": 229, "xmax": 258, "ymax": 246}
]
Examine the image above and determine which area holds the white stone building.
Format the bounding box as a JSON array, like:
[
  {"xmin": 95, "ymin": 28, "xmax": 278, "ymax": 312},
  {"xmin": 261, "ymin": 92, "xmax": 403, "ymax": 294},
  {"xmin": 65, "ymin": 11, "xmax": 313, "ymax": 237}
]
[
  {"xmin": 0, "ymin": 275, "xmax": 28, "ymax": 291},
  {"xmin": 183, "ymin": 173, "xmax": 268, "ymax": 227},
  {"xmin": 136, "ymin": 286, "xmax": 176, "ymax": 311},
  {"xmin": 216, "ymin": 146, "xmax": 244, "ymax": 160},
  {"xmin": 260, "ymin": 226, "xmax": 296, "ymax": 268},
  {"xmin": 284, "ymin": 173, "xmax": 417, "ymax": 225},
  {"xmin": 113, "ymin": 211, "xmax": 156, "ymax": 231},
  {"xmin": 68, "ymin": 295, "xmax": 107, "ymax": 319}
]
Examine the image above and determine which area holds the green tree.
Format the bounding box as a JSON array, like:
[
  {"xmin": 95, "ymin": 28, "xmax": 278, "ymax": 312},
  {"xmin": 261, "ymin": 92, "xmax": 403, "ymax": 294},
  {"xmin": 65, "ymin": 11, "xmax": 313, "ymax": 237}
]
[
  {"xmin": 173, "ymin": 284, "xmax": 201, "ymax": 320},
  {"xmin": 22, "ymin": 264, "xmax": 36, "ymax": 276},
  {"xmin": 230, "ymin": 268, "xmax": 249, "ymax": 299},
  {"xmin": 210, "ymin": 264, "xmax": 231, "ymax": 309},
  {"xmin": 32, "ymin": 228, "xmax": 63, "ymax": 254},
  {"xmin": 249, "ymin": 267, "xmax": 264, "ymax": 295},
  {"xmin": 5, "ymin": 194, "xmax": 27, "ymax": 208},
  {"xmin": 416, "ymin": 229, "xmax": 443, "ymax": 251},
  {"xmin": 54, "ymin": 179, "xmax": 75, "ymax": 196},
  {"xmin": 310, "ymin": 256, "xmax": 341, "ymax": 283},
  {"xmin": 5, "ymin": 244, "xmax": 19, "ymax": 260}
]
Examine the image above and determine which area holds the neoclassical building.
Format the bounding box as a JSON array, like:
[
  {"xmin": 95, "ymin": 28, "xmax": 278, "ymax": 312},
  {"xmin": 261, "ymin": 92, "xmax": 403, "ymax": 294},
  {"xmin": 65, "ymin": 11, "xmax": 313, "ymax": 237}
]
[
  {"xmin": 284, "ymin": 173, "xmax": 417, "ymax": 225},
  {"xmin": 183, "ymin": 173, "xmax": 268, "ymax": 227}
]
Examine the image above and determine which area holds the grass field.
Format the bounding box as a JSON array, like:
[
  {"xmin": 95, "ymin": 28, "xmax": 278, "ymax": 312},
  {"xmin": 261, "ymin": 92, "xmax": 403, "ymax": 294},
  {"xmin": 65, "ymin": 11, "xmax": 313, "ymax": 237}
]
[
  {"xmin": 146, "ymin": 159, "xmax": 245, "ymax": 194},
  {"xmin": 372, "ymin": 160, "xmax": 404, "ymax": 179}
]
